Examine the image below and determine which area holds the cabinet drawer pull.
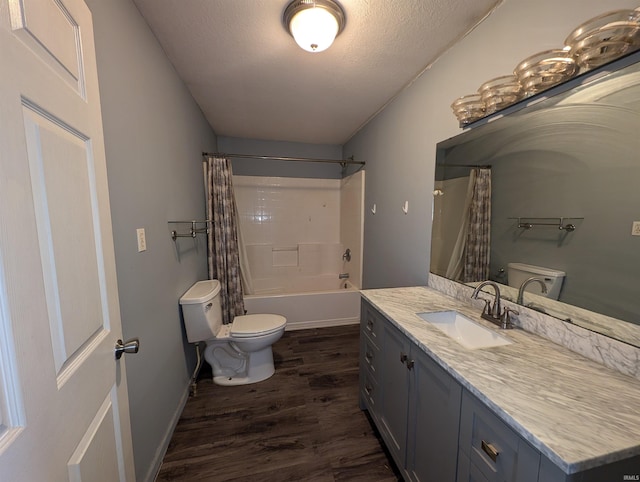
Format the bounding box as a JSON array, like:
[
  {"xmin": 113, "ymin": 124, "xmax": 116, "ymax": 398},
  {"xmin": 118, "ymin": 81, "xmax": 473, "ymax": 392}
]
[
  {"xmin": 400, "ymin": 352, "xmax": 408, "ymax": 363},
  {"xmin": 364, "ymin": 384, "xmax": 373, "ymax": 395},
  {"xmin": 366, "ymin": 319, "xmax": 374, "ymax": 332},
  {"xmin": 365, "ymin": 351, "xmax": 373, "ymax": 362},
  {"xmin": 481, "ymin": 440, "xmax": 499, "ymax": 462},
  {"xmin": 406, "ymin": 359, "xmax": 414, "ymax": 370}
]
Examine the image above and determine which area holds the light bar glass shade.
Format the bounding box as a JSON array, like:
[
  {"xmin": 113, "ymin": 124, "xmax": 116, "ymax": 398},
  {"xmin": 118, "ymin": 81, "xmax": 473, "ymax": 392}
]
[{"xmin": 289, "ymin": 7, "xmax": 339, "ymax": 52}]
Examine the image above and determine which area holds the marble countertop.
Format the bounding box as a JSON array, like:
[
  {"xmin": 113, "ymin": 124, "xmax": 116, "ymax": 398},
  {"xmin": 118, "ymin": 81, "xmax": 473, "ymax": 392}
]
[{"xmin": 360, "ymin": 286, "xmax": 640, "ymax": 475}]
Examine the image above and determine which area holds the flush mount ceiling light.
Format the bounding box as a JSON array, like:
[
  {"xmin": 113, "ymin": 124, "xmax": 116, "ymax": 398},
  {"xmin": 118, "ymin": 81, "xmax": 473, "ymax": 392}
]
[{"xmin": 283, "ymin": 0, "xmax": 346, "ymax": 53}]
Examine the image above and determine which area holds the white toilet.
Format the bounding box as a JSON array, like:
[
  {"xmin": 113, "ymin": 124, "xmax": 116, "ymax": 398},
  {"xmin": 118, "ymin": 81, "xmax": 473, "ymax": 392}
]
[
  {"xmin": 179, "ymin": 280, "xmax": 286, "ymax": 386},
  {"xmin": 507, "ymin": 262, "xmax": 566, "ymax": 300}
]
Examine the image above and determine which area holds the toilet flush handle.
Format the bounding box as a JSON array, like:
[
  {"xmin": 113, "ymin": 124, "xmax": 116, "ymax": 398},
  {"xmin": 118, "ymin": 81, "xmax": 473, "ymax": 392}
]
[{"xmin": 115, "ymin": 338, "xmax": 140, "ymax": 360}]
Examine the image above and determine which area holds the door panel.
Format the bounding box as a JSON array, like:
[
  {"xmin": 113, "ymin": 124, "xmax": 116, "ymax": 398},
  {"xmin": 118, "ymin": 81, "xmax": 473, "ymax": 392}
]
[
  {"xmin": 23, "ymin": 102, "xmax": 105, "ymax": 374},
  {"xmin": 68, "ymin": 392, "xmax": 120, "ymax": 482},
  {"xmin": 10, "ymin": 0, "xmax": 84, "ymax": 94},
  {"xmin": 0, "ymin": 0, "xmax": 135, "ymax": 479}
]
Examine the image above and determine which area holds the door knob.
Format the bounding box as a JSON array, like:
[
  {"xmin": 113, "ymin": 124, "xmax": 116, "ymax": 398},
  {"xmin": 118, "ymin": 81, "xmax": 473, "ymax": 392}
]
[{"xmin": 115, "ymin": 338, "xmax": 140, "ymax": 359}]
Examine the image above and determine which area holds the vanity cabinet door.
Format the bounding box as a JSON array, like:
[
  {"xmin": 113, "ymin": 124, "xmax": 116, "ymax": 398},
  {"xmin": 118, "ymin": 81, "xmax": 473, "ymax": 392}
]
[
  {"xmin": 379, "ymin": 321, "xmax": 412, "ymax": 469},
  {"xmin": 407, "ymin": 347, "xmax": 462, "ymax": 482},
  {"xmin": 361, "ymin": 299, "xmax": 383, "ymax": 347},
  {"xmin": 459, "ymin": 390, "xmax": 540, "ymax": 482}
]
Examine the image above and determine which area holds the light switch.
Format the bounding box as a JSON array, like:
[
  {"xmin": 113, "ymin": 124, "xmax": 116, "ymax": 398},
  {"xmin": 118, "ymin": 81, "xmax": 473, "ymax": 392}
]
[
  {"xmin": 136, "ymin": 228, "xmax": 147, "ymax": 252},
  {"xmin": 632, "ymin": 222, "xmax": 640, "ymax": 236}
]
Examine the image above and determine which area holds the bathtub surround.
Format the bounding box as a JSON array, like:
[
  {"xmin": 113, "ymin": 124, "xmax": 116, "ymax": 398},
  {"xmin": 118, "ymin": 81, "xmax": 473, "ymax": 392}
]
[
  {"xmin": 340, "ymin": 171, "xmax": 366, "ymax": 290},
  {"xmin": 233, "ymin": 172, "xmax": 364, "ymax": 329},
  {"xmin": 234, "ymin": 173, "xmax": 364, "ymax": 294},
  {"xmin": 204, "ymin": 156, "xmax": 245, "ymax": 324}
]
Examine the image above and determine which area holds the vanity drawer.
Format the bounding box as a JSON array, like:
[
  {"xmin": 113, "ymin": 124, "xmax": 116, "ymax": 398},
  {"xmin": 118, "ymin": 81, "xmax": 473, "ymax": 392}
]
[
  {"xmin": 361, "ymin": 300, "xmax": 383, "ymax": 348},
  {"xmin": 360, "ymin": 368, "xmax": 380, "ymax": 416},
  {"xmin": 460, "ymin": 390, "xmax": 540, "ymax": 482},
  {"xmin": 361, "ymin": 331, "xmax": 380, "ymax": 376}
]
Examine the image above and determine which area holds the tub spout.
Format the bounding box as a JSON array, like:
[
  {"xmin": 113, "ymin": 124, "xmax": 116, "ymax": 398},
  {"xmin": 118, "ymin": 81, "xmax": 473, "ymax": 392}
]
[{"xmin": 338, "ymin": 273, "xmax": 350, "ymax": 279}]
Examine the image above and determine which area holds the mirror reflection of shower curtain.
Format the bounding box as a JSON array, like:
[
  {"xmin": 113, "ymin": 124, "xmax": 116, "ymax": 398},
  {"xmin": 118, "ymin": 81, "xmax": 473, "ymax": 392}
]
[
  {"xmin": 204, "ymin": 156, "xmax": 246, "ymax": 324},
  {"xmin": 444, "ymin": 167, "xmax": 491, "ymax": 283}
]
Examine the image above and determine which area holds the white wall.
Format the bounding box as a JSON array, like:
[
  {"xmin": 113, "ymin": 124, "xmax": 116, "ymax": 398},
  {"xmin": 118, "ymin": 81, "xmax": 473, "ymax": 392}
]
[
  {"xmin": 234, "ymin": 175, "xmax": 346, "ymax": 293},
  {"xmin": 344, "ymin": 0, "xmax": 640, "ymax": 289},
  {"xmin": 85, "ymin": 0, "xmax": 217, "ymax": 480}
]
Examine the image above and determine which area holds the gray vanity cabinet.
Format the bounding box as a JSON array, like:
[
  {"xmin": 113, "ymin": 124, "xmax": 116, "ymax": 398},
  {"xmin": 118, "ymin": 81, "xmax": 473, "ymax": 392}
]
[
  {"xmin": 360, "ymin": 297, "xmax": 640, "ymax": 482},
  {"xmin": 360, "ymin": 300, "xmax": 462, "ymax": 482}
]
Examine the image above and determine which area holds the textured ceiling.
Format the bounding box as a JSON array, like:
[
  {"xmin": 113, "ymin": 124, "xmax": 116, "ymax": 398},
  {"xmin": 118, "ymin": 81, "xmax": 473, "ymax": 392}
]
[{"xmin": 132, "ymin": 0, "xmax": 501, "ymax": 144}]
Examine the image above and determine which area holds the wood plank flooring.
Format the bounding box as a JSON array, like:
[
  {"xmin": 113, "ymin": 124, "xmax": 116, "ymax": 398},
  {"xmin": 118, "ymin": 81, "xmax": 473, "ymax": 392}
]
[{"xmin": 156, "ymin": 325, "xmax": 401, "ymax": 481}]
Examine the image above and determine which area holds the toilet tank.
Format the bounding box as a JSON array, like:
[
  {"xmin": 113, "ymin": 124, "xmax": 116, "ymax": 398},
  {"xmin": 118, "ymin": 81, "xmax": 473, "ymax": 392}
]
[
  {"xmin": 507, "ymin": 263, "xmax": 566, "ymax": 300},
  {"xmin": 179, "ymin": 280, "xmax": 223, "ymax": 343}
]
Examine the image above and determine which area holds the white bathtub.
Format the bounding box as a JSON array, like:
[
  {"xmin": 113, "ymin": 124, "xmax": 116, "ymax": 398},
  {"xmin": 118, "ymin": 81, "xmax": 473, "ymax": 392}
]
[{"xmin": 243, "ymin": 279, "xmax": 361, "ymax": 331}]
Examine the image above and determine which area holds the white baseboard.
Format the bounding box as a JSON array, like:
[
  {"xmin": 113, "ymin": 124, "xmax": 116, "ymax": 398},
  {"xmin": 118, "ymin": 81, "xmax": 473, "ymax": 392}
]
[{"xmin": 148, "ymin": 381, "xmax": 192, "ymax": 482}]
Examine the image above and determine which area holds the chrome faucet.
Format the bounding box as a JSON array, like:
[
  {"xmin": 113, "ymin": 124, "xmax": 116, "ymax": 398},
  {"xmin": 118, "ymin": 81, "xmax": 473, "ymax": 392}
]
[
  {"xmin": 517, "ymin": 277, "xmax": 548, "ymax": 305},
  {"xmin": 471, "ymin": 280, "xmax": 517, "ymax": 329}
]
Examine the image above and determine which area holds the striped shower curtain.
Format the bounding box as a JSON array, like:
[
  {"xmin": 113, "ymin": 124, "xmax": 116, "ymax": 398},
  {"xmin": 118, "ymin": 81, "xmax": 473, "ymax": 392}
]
[
  {"xmin": 204, "ymin": 156, "xmax": 245, "ymax": 325},
  {"xmin": 462, "ymin": 168, "xmax": 491, "ymax": 282},
  {"xmin": 445, "ymin": 167, "xmax": 491, "ymax": 283}
]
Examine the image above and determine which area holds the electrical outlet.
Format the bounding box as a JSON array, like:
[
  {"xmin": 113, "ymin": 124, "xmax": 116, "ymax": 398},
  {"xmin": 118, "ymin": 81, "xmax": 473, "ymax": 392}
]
[
  {"xmin": 632, "ymin": 222, "xmax": 640, "ymax": 237},
  {"xmin": 136, "ymin": 228, "xmax": 147, "ymax": 252}
]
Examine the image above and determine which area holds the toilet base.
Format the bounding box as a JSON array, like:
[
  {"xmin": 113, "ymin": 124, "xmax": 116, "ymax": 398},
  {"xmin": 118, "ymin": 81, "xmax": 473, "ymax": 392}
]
[{"xmin": 208, "ymin": 345, "xmax": 276, "ymax": 386}]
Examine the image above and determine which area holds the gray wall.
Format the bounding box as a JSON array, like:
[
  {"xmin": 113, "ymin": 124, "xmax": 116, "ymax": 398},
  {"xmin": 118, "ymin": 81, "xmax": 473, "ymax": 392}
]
[
  {"xmin": 343, "ymin": 0, "xmax": 640, "ymax": 290},
  {"xmin": 219, "ymin": 136, "xmax": 344, "ymax": 179},
  {"xmin": 86, "ymin": 0, "xmax": 217, "ymax": 480}
]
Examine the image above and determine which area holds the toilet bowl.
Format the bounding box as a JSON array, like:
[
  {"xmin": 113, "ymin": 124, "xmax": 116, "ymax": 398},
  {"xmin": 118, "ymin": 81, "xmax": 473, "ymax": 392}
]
[{"xmin": 180, "ymin": 280, "xmax": 286, "ymax": 386}]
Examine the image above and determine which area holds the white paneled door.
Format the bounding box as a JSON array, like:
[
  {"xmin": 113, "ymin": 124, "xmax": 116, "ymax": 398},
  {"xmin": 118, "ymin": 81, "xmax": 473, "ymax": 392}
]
[{"xmin": 0, "ymin": 0, "xmax": 136, "ymax": 480}]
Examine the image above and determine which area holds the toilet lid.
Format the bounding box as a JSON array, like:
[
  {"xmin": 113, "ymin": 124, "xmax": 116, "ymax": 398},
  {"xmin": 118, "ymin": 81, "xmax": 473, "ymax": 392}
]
[{"xmin": 231, "ymin": 314, "xmax": 287, "ymax": 338}]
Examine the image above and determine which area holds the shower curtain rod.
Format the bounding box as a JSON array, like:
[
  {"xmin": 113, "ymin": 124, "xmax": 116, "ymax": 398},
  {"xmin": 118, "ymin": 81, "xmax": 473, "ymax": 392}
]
[{"xmin": 202, "ymin": 152, "xmax": 365, "ymax": 166}]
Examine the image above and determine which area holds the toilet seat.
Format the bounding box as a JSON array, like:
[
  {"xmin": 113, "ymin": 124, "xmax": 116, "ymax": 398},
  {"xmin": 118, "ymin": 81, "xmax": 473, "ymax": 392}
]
[{"xmin": 231, "ymin": 314, "xmax": 287, "ymax": 338}]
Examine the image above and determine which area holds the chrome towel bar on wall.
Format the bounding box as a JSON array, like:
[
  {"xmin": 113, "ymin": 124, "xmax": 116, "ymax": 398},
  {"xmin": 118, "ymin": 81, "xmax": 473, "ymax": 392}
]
[
  {"xmin": 509, "ymin": 217, "xmax": 583, "ymax": 232},
  {"xmin": 168, "ymin": 220, "xmax": 211, "ymax": 240}
]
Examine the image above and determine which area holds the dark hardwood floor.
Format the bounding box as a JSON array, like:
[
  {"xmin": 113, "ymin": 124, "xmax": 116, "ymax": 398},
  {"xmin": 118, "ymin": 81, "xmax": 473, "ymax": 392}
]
[{"xmin": 156, "ymin": 325, "xmax": 401, "ymax": 481}]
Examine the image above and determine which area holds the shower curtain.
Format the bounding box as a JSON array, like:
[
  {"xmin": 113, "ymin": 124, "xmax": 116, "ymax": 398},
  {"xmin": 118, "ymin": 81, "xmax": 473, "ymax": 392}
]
[
  {"xmin": 204, "ymin": 156, "xmax": 246, "ymax": 325},
  {"xmin": 445, "ymin": 167, "xmax": 491, "ymax": 283}
]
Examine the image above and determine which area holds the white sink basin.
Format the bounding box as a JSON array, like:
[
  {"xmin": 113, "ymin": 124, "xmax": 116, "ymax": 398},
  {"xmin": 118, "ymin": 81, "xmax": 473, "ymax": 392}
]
[{"xmin": 417, "ymin": 311, "xmax": 513, "ymax": 350}]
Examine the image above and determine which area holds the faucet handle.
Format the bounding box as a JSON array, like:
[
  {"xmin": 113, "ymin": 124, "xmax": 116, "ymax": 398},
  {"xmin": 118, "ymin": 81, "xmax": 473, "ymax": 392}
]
[
  {"xmin": 501, "ymin": 307, "xmax": 519, "ymax": 329},
  {"xmin": 479, "ymin": 298, "xmax": 492, "ymax": 316}
]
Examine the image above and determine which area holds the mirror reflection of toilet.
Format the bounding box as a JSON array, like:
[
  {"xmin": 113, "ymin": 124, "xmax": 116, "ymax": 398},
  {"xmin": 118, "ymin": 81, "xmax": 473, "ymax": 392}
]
[
  {"xmin": 507, "ymin": 263, "xmax": 565, "ymax": 300},
  {"xmin": 180, "ymin": 280, "xmax": 286, "ymax": 386}
]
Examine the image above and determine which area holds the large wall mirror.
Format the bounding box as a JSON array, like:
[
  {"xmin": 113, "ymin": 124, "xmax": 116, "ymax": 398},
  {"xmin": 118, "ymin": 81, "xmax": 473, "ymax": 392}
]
[{"xmin": 432, "ymin": 51, "xmax": 640, "ymax": 348}]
